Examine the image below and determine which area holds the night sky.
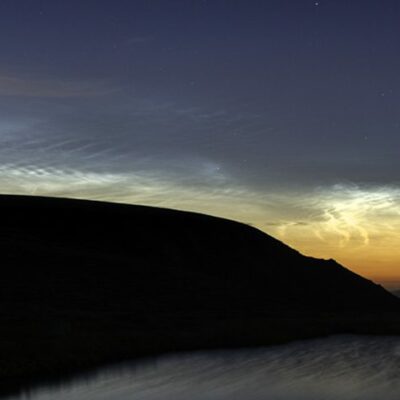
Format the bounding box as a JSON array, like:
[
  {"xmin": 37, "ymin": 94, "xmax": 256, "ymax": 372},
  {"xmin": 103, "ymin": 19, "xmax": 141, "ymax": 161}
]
[{"xmin": 1, "ymin": 0, "xmax": 399, "ymax": 287}]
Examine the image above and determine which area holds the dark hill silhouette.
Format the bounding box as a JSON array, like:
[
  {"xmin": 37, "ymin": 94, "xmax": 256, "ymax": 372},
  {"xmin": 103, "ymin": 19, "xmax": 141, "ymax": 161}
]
[{"xmin": 0, "ymin": 195, "xmax": 399, "ymax": 396}]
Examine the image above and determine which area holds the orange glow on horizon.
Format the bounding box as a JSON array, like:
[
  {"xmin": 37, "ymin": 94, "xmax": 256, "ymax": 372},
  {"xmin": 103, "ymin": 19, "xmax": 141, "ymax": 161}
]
[{"xmin": 0, "ymin": 167, "xmax": 399, "ymax": 290}]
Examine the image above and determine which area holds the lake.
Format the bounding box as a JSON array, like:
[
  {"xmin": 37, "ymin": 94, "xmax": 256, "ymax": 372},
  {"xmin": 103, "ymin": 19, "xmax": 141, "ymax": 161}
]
[{"xmin": 8, "ymin": 335, "xmax": 400, "ymax": 400}]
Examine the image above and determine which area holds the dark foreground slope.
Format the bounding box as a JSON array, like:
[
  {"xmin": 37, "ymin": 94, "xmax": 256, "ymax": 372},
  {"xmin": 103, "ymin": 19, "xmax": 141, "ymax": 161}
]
[{"xmin": 0, "ymin": 195, "xmax": 399, "ymax": 395}]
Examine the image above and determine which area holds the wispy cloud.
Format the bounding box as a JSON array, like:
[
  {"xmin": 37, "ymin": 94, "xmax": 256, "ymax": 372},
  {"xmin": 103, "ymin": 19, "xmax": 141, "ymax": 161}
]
[
  {"xmin": 0, "ymin": 158, "xmax": 399, "ymax": 283},
  {"xmin": 0, "ymin": 74, "xmax": 115, "ymax": 98},
  {"xmin": 258, "ymin": 184, "xmax": 400, "ymax": 248}
]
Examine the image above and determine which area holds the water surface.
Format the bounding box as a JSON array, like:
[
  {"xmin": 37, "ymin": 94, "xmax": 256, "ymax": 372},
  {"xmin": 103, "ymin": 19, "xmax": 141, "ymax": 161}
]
[{"xmin": 10, "ymin": 335, "xmax": 400, "ymax": 400}]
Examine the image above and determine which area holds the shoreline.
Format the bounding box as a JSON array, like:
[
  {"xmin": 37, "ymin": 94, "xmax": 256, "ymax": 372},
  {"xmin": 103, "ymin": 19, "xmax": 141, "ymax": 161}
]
[
  {"xmin": 2, "ymin": 315, "xmax": 400, "ymax": 399},
  {"xmin": 0, "ymin": 196, "xmax": 399, "ymax": 398}
]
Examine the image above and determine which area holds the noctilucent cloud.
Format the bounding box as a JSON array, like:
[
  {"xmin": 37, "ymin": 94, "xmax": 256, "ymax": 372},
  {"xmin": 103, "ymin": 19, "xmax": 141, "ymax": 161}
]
[{"xmin": 1, "ymin": 0, "xmax": 399, "ymax": 287}]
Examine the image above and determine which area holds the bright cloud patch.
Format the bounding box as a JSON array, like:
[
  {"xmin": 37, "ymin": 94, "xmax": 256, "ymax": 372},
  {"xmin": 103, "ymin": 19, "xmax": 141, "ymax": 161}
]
[{"xmin": 0, "ymin": 163, "xmax": 399, "ymax": 286}]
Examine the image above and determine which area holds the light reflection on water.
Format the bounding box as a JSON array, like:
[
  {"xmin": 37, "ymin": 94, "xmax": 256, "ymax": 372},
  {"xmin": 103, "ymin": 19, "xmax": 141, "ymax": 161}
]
[{"xmin": 10, "ymin": 335, "xmax": 400, "ymax": 400}]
